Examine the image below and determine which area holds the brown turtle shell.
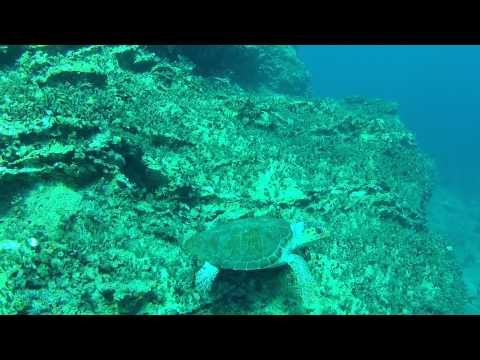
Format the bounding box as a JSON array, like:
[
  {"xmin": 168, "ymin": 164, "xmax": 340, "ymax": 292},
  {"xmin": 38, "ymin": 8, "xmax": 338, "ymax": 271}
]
[{"xmin": 183, "ymin": 217, "xmax": 292, "ymax": 270}]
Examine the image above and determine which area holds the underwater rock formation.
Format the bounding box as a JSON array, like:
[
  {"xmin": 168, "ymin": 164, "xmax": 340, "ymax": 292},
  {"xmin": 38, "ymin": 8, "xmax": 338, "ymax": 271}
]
[
  {"xmin": 162, "ymin": 45, "xmax": 312, "ymax": 96},
  {"xmin": 0, "ymin": 45, "xmax": 467, "ymax": 314}
]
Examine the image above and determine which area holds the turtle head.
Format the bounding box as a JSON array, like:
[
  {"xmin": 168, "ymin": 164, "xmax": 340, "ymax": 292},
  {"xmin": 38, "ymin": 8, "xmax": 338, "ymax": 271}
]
[{"xmin": 290, "ymin": 220, "xmax": 329, "ymax": 251}]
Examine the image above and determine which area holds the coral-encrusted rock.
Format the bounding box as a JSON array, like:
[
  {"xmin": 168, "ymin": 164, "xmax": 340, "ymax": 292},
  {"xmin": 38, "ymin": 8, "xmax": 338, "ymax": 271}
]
[
  {"xmin": 113, "ymin": 46, "xmax": 158, "ymax": 73},
  {"xmin": 153, "ymin": 45, "xmax": 311, "ymax": 96},
  {"xmin": 36, "ymin": 62, "xmax": 107, "ymax": 88}
]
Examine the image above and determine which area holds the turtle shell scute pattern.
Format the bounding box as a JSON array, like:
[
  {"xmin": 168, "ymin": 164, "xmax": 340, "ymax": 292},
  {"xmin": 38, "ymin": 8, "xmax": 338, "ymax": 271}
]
[{"xmin": 183, "ymin": 217, "xmax": 292, "ymax": 270}]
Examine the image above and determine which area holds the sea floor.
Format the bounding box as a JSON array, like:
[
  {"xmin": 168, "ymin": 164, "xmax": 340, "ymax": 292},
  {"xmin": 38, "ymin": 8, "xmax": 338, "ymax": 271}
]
[{"xmin": 427, "ymin": 184, "xmax": 480, "ymax": 314}]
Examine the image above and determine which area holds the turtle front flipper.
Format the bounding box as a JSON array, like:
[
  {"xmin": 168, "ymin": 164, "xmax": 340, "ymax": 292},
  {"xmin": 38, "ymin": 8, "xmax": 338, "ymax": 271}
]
[
  {"xmin": 195, "ymin": 261, "xmax": 220, "ymax": 294},
  {"xmin": 284, "ymin": 253, "xmax": 318, "ymax": 310}
]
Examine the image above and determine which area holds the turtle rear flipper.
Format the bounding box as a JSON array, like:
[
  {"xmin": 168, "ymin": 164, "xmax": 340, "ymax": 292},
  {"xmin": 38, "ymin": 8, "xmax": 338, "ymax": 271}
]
[
  {"xmin": 285, "ymin": 253, "xmax": 318, "ymax": 310},
  {"xmin": 195, "ymin": 261, "xmax": 220, "ymax": 294}
]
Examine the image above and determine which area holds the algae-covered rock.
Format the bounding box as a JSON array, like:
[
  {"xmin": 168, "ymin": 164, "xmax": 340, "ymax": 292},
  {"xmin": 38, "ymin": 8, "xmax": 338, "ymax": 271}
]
[
  {"xmin": 113, "ymin": 45, "xmax": 159, "ymax": 73},
  {"xmin": 35, "ymin": 62, "xmax": 107, "ymax": 88},
  {"xmin": 156, "ymin": 45, "xmax": 311, "ymax": 96}
]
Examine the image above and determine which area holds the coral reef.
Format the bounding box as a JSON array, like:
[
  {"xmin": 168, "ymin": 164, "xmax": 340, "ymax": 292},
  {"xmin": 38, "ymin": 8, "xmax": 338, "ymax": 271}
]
[{"xmin": 0, "ymin": 45, "xmax": 467, "ymax": 314}]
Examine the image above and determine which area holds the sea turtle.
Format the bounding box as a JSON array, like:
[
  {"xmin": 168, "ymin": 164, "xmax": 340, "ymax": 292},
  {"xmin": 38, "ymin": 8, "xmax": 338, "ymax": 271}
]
[{"xmin": 182, "ymin": 217, "xmax": 325, "ymax": 308}]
